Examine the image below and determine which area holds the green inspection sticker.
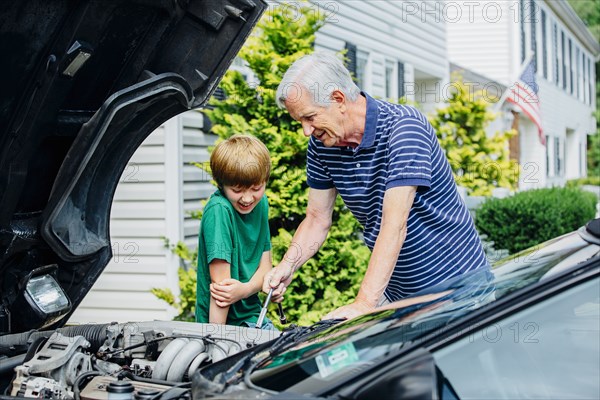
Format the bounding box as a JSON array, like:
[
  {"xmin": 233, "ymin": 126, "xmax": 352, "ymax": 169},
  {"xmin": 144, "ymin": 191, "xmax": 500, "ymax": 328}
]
[{"xmin": 315, "ymin": 342, "xmax": 359, "ymax": 379}]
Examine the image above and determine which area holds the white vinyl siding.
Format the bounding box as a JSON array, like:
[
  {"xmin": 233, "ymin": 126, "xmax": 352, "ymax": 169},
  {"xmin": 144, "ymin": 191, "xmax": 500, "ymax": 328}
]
[
  {"xmin": 446, "ymin": 0, "xmax": 514, "ymax": 85},
  {"xmin": 181, "ymin": 111, "xmax": 217, "ymax": 249},
  {"xmin": 315, "ymin": 1, "xmax": 447, "ymax": 79},
  {"xmin": 311, "ymin": 0, "xmax": 447, "ymax": 107}
]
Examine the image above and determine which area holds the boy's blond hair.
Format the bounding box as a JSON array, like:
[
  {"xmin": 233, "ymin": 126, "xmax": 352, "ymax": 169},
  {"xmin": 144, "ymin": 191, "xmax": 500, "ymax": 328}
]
[{"xmin": 210, "ymin": 134, "xmax": 271, "ymax": 188}]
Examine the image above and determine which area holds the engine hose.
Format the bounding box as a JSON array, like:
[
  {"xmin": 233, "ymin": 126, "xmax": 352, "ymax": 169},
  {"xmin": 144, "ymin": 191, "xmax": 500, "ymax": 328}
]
[
  {"xmin": 0, "ymin": 354, "xmax": 26, "ymax": 375},
  {"xmin": 0, "ymin": 324, "xmax": 110, "ymax": 356},
  {"xmin": 56, "ymin": 324, "xmax": 110, "ymax": 352},
  {"xmin": 153, "ymin": 338, "xmax": 189, "ymax": 380},
  {"xmin": 166, "ymin": 340, "xmax": 205, "ymax": 382},
  {"xmin": 0, "ymin": 330, "xmax": 37, "ymax": 357},
  {"xmin": 73, "ymin": 371, "xmax": 103, "ymax": 400}
]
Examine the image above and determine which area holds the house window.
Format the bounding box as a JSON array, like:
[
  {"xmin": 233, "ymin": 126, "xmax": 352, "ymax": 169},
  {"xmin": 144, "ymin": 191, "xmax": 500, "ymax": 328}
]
[
  {"xmin": 552, "ymin": 22, "xmax": 558, "ymax": 85},
  {"xmin": 520, "ymin": 0, "xmax": 526, "ymax": 63},
  {"xmin": 561, "ymin": 31, "xmax": 566, "ymax": 90},
  {"xmin": 569, "ymin": 39, "xmax": 573, "ymax": 95},
  {"xmin": 398, "ymin": 62, "xmax": 405, "ymax": 98},
  {"xmin": 530, "ymin": 0, "xmax": 537, "ymax": 72},
  {"xmin": 344, "ymin": 42, "xmax": 357, "ymax": 79},
  {"xmin": 588, "ymin": 57, "xmax": 593, "ymax": 106},
  {"xmin": 541, "ymin": 10, "xmax": 547, "ymax": 79},
  {"xmin": 356, "ymin": 50, "xmax": 369, "ymax": 91},
  {"xmin": 575, "ymin": 47, "xmax": 580, "ymax": 99},
  {"xmin": 385, "ymin": 60, "xmax": 397, "ymax": 100},
  {"xmin": 554, "ymin": 137, "xmax": 563, "ymax": 177},
  {"xmin": 582, "ymin": 53, "xmax": 587, "ymax": 103}
]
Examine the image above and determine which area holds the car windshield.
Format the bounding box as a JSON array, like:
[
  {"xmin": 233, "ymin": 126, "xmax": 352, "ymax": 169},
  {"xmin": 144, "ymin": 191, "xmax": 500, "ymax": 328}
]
[{"xmin": 249, "ymin": 229, "xmax": 599, "ymax": 395}]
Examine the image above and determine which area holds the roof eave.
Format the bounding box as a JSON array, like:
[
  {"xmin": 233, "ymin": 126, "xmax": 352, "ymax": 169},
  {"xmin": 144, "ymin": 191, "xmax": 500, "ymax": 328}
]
[{"xmin": 545, "ymin": 0, "xmax": 600, "ymax": 58}]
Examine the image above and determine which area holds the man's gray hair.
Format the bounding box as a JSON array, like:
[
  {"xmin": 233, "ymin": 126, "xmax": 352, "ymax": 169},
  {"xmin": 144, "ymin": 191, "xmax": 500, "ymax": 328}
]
[{"xmin": 275, "ymin": 51, "xmax": 361, "ymax": 108}]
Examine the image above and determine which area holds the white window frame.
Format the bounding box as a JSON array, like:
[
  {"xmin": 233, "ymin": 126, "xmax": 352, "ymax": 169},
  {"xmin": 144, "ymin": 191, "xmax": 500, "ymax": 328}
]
[
  {"xmin": 384, "ymin": 59, "xmax": 398, "ymax": 101},
  {"xmin": 356, "ymin": 50, "xmax": 371, "ymax": 93}
]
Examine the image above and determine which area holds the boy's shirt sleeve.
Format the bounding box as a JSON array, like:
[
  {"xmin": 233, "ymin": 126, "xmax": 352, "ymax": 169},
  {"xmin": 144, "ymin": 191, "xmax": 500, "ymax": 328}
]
[
  {"xmin": 201, "ymin": 204, "xmax": 234, "ymax": 264},
  {"xmin": 262, "ymin": 196, "xmax": 271, "ymax": 252}
]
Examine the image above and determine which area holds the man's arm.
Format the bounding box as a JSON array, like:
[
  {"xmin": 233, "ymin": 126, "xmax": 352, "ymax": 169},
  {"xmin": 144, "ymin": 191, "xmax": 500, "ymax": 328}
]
[
  {"xmin": 264, "ymin": 187, "xmax": 337, "ymax": 299},
  {"xmin": 208, "ymin": 259, "xmax": 232, "ymax": 324},
  {"xmin": 322, "ymin": 185, "xmax": 416, "ymax": 320}
]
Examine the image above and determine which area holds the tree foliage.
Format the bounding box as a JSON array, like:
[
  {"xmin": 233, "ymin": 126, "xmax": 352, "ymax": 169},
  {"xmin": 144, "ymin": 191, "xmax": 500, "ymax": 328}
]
[
  {"xmin": 428, "ymin": 75, "xmax": 520, "ymax": 196},
  {"xmin": 568, "ymin": 0, "xmax": 600, "ymax": 40}
]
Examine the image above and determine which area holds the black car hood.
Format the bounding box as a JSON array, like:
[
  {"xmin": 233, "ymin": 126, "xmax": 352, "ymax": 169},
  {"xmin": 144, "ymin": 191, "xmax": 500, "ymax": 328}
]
[{"xmin": 0, "ymin": 0, "xmax": 266, "ymax": 334}]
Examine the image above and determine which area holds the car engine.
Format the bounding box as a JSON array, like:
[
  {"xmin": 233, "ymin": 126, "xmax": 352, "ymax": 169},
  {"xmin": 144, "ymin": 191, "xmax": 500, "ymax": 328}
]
[{"xmin": 0, "ymin": 321, "xmax": 279, "ymax": 400}]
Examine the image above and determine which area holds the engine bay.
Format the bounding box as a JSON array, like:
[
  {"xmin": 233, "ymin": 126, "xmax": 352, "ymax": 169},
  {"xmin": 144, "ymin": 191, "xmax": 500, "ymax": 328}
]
[{"xmin": 0, "ymin": 321, "xmax": 279, "ymax": 399}]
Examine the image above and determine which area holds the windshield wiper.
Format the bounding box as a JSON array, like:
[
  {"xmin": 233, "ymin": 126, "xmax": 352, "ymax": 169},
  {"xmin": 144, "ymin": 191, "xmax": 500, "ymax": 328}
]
[
  {"xmin": 194, "ymin": 320, "xmax": 345, "ymax": 397},
  {"xmin": 237, "ymin": 319, "xmax": 345, "ymax": 395}
]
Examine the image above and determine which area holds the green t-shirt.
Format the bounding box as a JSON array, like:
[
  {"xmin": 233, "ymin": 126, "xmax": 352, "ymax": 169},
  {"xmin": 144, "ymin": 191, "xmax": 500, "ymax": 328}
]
[{"xmin": 195, "ymin": 189, "xmax": 271, "ymax": 326}]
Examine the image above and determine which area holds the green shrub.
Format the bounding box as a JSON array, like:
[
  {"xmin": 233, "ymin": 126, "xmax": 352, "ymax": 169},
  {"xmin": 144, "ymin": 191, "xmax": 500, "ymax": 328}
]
[
  {"xmin": 475, "ymin": 187, "xmax": 598, "ymax": 254},
  {"xmin": 566, "ymin": 176, "xmax": 600, "ymax": 187},
  {"xmin": 151, "ymin": 239, "xmax": 197, "ymax": 321}
]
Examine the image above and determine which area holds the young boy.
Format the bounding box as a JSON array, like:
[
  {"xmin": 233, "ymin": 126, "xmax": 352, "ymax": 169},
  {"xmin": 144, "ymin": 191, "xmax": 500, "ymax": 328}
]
[{"xmin": 195, "ymin": 134, "xmax": 274, "ymax": 329}]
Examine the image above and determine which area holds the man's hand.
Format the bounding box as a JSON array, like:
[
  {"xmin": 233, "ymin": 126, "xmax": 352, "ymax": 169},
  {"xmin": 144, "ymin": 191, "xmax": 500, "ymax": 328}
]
[
  {"xmin": 263, "ymin": 264, "xmax": 294, "ymax": 303},
  {"xmin": 210, "ymin": 279, "xmax": 250, "ymax": 307},
  {"xmin": 321, "ymin": 299, "xmax": 375, "ymax": 321}
]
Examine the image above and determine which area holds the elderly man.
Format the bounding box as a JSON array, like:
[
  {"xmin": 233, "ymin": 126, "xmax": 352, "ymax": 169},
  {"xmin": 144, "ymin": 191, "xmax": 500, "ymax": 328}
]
[{"xmin": 265, "ymin": 52, "xmax": 489, "ymax": 320}]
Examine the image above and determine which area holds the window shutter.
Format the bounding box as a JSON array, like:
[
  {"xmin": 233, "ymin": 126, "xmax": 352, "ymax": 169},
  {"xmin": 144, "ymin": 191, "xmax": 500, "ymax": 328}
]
[
  {"xmin": 397, "ymin": 62, "xmax": 405, "ymax": 98},
  {"xmin": 212, "ymin": 87, "xmax": 226, "ymax": 101},
  {"xmin": 553, "ymin": 23, "xmax": 559, "ymax": 85},
  {"xmin": 345, "ymin": 42, "xmax": 357, "ymax": 78},
  {"xmin": 520, "ymin": 0, "xmax": 526, "ymax": 63},
  {"xmin": 541, "ymin": 10, "xmax": 547, "ymax": 78},
  {"xmin": 530, "ymin": 0, "xmax": 537, "ymax": 72}
]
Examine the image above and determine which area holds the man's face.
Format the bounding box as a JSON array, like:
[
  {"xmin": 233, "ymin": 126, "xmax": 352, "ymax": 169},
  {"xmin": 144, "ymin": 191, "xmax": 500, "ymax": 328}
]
[
  {"xmin": 221, "ymin": 183, "xmax": 266, "ymax": 214},
  {"xmin": 284, "ymin": 85, "xmax": 348, "ymax": 147}
]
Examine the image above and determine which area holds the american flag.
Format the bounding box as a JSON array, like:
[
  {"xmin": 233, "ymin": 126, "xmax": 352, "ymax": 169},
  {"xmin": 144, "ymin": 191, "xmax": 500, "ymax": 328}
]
[{"xmin": 507, "ymin": 59, "xmax": 545, "ymax": 145}]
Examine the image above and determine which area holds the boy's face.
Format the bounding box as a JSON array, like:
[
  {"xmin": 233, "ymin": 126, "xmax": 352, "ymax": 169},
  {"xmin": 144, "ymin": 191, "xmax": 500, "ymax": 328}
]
[{"xmin": 221, "ymin": 183, "xmax": 266, "ymax": 214}]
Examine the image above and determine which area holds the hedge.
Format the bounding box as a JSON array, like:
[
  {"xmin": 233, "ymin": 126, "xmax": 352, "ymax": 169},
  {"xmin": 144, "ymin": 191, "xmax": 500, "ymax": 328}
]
[{"xmin": 475, "ymin": 187, "xmax": 597, "ymax": 254}]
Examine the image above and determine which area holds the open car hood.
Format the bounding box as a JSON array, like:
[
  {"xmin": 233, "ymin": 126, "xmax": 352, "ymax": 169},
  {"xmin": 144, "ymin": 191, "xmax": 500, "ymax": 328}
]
[{"xmin": 0, "ymin": 0, "xmax": 267, "ymax": 334}]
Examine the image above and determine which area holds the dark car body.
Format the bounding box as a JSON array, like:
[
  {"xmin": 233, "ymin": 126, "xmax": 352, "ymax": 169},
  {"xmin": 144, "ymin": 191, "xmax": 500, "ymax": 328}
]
[
  {"xmin": 3, "ymin": 223, "xmax": 597, "ymax": 400},
  {"xmin": 194, "ymin": 219, "xmax": 599, "ymax": 399}
]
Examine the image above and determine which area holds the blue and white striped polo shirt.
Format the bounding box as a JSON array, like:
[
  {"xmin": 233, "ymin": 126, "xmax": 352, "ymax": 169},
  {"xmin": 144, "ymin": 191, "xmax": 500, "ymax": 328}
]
[{"xmin": 306, "ymin": 93, "xmax": 489, "ymax": 302}]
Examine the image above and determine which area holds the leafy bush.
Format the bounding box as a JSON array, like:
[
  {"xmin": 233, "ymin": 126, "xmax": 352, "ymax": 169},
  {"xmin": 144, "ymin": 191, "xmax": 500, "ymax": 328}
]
[
  {"xmin": 151, "ymin": 240, "xmax": 197, "ymax": 321},
  {"xmin": 475, "ymin": 187, "xmax": 598, "ymax": 254},
  {"xmin": 153, "ymin": 3, "xmax": 370, "ymax": 327},
  {"xmin": 586, "ymin": 130, "xmax": 600, "ymax": 180},
  {"xmin": 429, "ymin": 74, "xmax": 520, "ymax": 196},
  {"xmin": 566, "ymin": 176, "xmax": 600, "ymax": 187}
]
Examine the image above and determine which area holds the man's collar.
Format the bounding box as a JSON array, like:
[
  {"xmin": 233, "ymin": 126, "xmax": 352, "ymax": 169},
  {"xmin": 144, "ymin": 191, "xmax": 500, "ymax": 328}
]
[{"xmin": 357, "ymin": 92, "xmax": 378, "ymax": 150}]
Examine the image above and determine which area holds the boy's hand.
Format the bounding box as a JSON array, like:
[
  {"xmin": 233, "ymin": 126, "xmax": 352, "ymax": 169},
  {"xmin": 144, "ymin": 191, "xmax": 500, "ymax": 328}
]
[{"xmin": 210, "ymin": 279, "xmax": 250, "ymax": 307}]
